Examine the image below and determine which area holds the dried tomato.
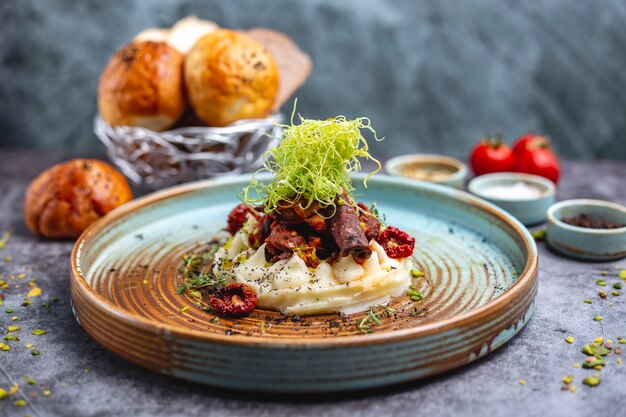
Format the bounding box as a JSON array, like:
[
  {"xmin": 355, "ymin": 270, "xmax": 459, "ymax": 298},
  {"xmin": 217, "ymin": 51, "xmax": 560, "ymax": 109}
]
[
  {"xmin": 209, "ymin": 283, "xmax": 258, "ymax": 316},
  {"xmin": 376, "ymin": 226, "xmax": 415, "ymax": 258},
  {"xmin": 226, "ymin": 204, "xmax": 258, "ymax": 235}
]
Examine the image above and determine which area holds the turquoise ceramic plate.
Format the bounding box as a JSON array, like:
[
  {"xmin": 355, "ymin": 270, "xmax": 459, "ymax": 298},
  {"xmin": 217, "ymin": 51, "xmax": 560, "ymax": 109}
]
[{"xmin": 70, "ymin": 174, "xmax": 538, "ymax": 392}]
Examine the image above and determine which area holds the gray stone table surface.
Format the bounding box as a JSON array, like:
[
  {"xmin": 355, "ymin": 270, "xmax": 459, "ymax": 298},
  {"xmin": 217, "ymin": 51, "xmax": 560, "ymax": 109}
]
[{"xmin": 0, "ymin": 150, "xmax": 624, "ymax": 417}]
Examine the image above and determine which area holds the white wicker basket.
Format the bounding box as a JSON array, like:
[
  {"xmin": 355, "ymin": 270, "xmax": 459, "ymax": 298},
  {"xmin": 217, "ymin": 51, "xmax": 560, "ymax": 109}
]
[{"xmin": 94, "ymin": 114, "xmax": 283, "ymax": 189}]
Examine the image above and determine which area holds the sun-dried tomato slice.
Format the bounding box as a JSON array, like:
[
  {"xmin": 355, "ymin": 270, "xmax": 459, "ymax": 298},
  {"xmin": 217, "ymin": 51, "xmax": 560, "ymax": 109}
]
[
  {"xmin": 376, "ymin": 226, "xmax": 415, "ymax": 258},
  {"xmin": 209, "ymin": 283, "xmax": 258, "ymax": 316},
  {"xmin": 226, "ymin": 204, "xmax": 259, "ymax": 235}
]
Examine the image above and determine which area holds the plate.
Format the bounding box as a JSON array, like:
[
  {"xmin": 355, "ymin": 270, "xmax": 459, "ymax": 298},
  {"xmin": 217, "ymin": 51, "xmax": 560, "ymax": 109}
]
[{"xmin": 70, "ymin": 174, "xmax": 538, "ymax": 392}]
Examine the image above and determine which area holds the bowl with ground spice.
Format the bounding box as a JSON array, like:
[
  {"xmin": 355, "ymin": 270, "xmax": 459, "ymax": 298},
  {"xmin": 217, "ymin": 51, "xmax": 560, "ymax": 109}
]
[
  {"xmin": 547, "ymin": 199, "xmax": 626, "ymax": 261},
  {"xmin": 468, "ymin": 172, "xmax": 555, "ymax": 226},
  {"xmin": 385, "ymin": 154, "xmax": 468, "ymax": 189}
]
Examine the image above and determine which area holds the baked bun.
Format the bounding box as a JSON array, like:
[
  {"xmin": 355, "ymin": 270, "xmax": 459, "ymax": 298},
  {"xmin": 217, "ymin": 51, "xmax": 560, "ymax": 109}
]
[
  {"xmin": 98, "ymin": 41, "xmax": 185, "ymax": 131},
  {"xmin": 24, "ymin": 159, "xmax": 133, "ymax": 239},
  {"xmin": 184, "ymin": 29, "xmax": 279, "ymax": 126},
  {"xmin": 245, "ymin": 28, "xmax": 312, "ymax": 111}
]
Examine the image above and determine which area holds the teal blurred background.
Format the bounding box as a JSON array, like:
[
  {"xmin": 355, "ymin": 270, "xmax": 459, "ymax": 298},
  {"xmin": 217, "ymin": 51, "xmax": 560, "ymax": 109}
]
[{"xmin": 1, "ymin": 0, "xmax": 625, "ymax": 160}]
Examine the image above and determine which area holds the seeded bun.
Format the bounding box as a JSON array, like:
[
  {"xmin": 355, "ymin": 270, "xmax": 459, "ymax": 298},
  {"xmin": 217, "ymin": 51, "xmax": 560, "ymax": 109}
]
[
  {"xmin": 184, "ymin": 29, "xmax": 279, "ymax": 126},
  {"xmin": 245, "ymin": 28, "xmax": 312, "ymax": 111},
  {"xmin": 24, "ymin": 159, "xmax": 133, "ymax": 239},
  {"xmin": 98, "ymin": 41, "xmax": 185, "ymax": 131}
]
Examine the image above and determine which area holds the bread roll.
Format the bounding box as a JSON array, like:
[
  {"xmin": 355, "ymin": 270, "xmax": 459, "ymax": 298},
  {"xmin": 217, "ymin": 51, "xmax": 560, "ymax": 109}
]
[
  {"xmin": 134, "ymin": 16, "xmax": 218, "ymax": 54},
  {"xmin": 245, "ymin": 29, "xmax": 312, "ymax": 111},
  {"xmin": 184, "ymin": 29, "xmax": 279, "ymax": 126},
  {"xmin": 98, "ymin": 41, "xmax": 185, "ymax": 131},
  {"xmin": 24, "ymin": 159, "xmax": 133, "ymax": 239}
]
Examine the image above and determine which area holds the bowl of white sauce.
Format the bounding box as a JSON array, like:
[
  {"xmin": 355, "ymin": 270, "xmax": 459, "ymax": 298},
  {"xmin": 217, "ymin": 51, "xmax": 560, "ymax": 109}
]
[{"xmin": 468, "ymin": 172, "xmax": 556, "ymax": 226}]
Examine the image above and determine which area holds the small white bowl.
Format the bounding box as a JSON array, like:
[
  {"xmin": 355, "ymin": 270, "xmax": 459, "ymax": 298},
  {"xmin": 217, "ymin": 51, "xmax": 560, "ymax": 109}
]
[
  {"xmin": 468, "ymin": 172, "xmax": 556, "ymax": 226},
  {"xmin": 385, "ymin": 154, "xmax": 468, "ymax": 189}
]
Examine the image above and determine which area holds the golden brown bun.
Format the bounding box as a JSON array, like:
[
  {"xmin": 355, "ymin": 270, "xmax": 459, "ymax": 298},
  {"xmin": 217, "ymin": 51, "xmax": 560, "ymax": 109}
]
[
  {"xmin": 23, "ymin": 159, "xmax": 133, "ymax": 239},
  {"xmin": 245, "ymin": 29, "xmax": 312, "ymax": 111},
  {"xmin": 98, "ymin": 41, "xmax": 185, "ymax": 131},
  {"xmin": 184, "ymin": 29, "xmax": 279, "ymax": 126}
]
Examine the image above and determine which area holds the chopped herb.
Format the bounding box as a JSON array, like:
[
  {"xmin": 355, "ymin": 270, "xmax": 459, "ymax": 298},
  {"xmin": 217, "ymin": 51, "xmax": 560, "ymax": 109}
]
[
  {"xmin": 177, "ymin": 248, "xmax": 225, "ymax": 297},
  {"xmin": 43, "ymin": 390, "xmax": 51, "ymax": 397},
  {"xmin": 0, "ymin": 231, "xmax": 10, "ymax": 249},
  {"xmin": 596, "ymin": 279, "xmax": 606, "ymax": 286},
  {"xmin": 179, "ymin": 306, "xmax": 189, "ymax": 314},
  {"xmin": 0, "ymin": 388, "xmax": 6, "ymax": 399},
  {"xmin": 0, "ymin": 342, "xmax": 9, "ymax": 351},
  {"xmin": 406, "ymin": 285, "xmax": 423, "ymax": 301},
  {"xmin": 582, "ymin": 343, "xmax": 609, "ymax": 356},
  {"xmin": 31, "ymin": 329, "xmax": 47, "ymax": 335},
  {"xmin": 178, "ymin": 272, "xmax": 225, "ymax": 293},
  {"xmin": 5, "ymin": 308, "xmax": 13, "ymax": 313},
  {"xmin": 583, "ymin": 299, "xmax": 592, "ymax": 304},
  {"xmin": 357, "ymin": 305, "xmax": 385, "ymax": 334},
  {"xmin": 619, "ymin": 269, "xmax": 626, "ymax": 279},
  {"xmin": 26, "ymin": 287, "xmax": 41, "ymax": 298},
  {"xmin": 565, "ymin": 336, "xmax": 574, "ymax": 344},
  {"xmin": 31, "ymin": 349, "xmax": 40, "ymax": 356},
  {"xmin": 583, "ymin": 376, "xmax": 601, "ymax": 387},
  {"xmin": 14, "ymin": 399, "xmax": 26, "ymax": 407},
  {"xmin": 613, "ymin": 282, "xmax": 623, "ymax": 289},
  {"xmin": 531, "ymin": 229, "xmax": 546, "ymax": 241},
  {"xmin": 582, "ymin": 358, "xmax": 606, "ymax": 369},
  {"xmin": 600, "ymin": 271, "xmax": 608, "ymax": 276},
  {"xmin": 562, "ymin": 375, "xmax": 573, "ymax": 384},
  {"xmin": 593, "ymin": 316, "xmax": 603, "ymax": 322},
  {"xmin": 518, "ymin": 379, "xmax": 526, "ymax": 385},
  {"xmin": 410, "ymin": 268, "xmax": 424, "ymax": 278},
  {"xmin": 22, "ymin": 376, "xmax": 36, "ymax": 385},
  {"xmin": 380, "ymin": 303, "xmax": 397, "ymax": 317},
  {"xmin": 612, "ymin": 291, "xmax": 621, "ymax": 296},
  {"xmin": 7, "ymin": 325, "xmax": 19, "ymax": 332},
  {"xmin": 368, "ymin": 202, "xmax": 386, "ymax": 224}
]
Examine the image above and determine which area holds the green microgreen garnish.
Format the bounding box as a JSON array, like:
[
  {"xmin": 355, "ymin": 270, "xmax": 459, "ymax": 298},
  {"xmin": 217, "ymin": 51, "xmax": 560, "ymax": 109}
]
[{"xmin": 243, "ymin": 106, "xmax": 382, "ymax": 213}]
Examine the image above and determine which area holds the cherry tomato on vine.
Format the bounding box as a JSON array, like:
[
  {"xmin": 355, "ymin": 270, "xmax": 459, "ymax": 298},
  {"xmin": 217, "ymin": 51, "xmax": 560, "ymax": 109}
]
[
  {"xmin": 512, "ymin": 134, "xmax": 560, "ymax": 184},
  {"xmin": 469, "ymin": 137, "xmax": 516, "ymax": 176}
]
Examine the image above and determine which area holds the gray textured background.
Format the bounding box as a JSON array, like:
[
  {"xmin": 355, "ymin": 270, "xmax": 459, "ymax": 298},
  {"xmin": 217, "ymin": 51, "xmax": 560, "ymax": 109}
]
[{"xmin": 1, "ymin": 0, "xmax": 625, "ymax": 160}]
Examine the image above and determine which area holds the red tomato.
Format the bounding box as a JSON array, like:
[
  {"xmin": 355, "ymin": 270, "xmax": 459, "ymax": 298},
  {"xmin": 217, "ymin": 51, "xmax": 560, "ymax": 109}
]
[
  {"xmin": 469, "ymin": 139, "xmax": 516, "ymax": 176},
  {"xmin": 512, "ymin": 134, "xmax": 560, "ymax": 184}
]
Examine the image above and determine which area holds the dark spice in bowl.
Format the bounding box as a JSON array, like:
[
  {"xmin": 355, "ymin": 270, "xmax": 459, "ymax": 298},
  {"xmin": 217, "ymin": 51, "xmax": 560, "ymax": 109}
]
[{"xmin": 560, "ymin": 213, "xmax": 624, "ymax": 229}]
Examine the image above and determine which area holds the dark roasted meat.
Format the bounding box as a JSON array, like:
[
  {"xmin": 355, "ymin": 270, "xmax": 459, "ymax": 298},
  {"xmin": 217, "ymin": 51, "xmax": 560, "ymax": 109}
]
[
  {"xmin": 264, "ymin": 222, "xmax": 306, "ymax": 259},
  {"xmin": 357, "ymin": 202, "xmax": 382, "ymax": 241},
  {"xmin": 329, "ymin": 203, "xmax": 372, "ymax": 264}
]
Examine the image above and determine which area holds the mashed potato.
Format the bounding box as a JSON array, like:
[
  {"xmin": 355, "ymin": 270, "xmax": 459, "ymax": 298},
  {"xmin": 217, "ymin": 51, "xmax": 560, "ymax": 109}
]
[{"xmin": 213, "ymin": 217, "xmax": 412, "ymax": 315}]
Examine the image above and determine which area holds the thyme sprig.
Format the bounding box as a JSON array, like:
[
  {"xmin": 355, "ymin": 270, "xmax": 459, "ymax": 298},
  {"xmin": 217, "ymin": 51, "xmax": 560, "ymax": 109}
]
[
  {"xmin": 357, "ymin": 304, "xmax": 397, "ymax": 334},
  {"xmin": 176, "ymin": 243, "xmax": 225, "ymax": 295}
]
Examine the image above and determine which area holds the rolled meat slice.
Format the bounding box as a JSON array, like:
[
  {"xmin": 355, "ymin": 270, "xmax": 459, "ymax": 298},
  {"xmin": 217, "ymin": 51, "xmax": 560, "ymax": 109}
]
[{"xmin": 330, "ymin": 203, "xmax": 372, "ymax": 264}]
